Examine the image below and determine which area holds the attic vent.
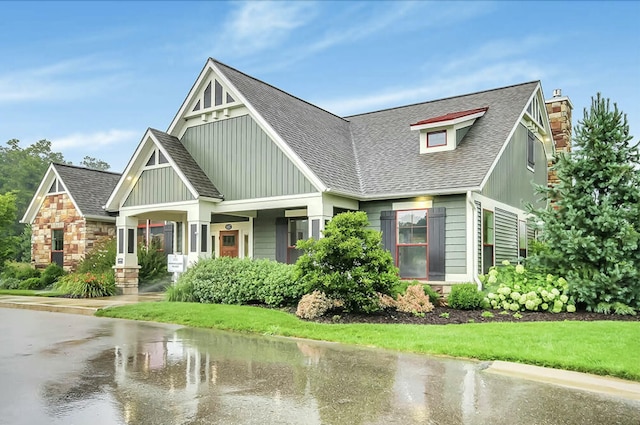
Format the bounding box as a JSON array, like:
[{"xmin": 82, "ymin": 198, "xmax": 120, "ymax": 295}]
[{"xmin": 48, "ymin": 178, "xmax": 65, "ymax": 194}]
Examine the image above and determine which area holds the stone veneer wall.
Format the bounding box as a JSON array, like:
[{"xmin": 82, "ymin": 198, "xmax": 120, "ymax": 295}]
[
  {"xmin": 545, "ymin": 96, "xmax": 572, "ymax": 187},
  {"xmin": 31, "ymin": 193, "xmax": 115, "ymax": 271}
]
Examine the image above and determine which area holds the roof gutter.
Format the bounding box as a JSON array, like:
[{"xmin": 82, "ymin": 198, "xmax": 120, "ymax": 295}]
[{"xmin": 324, "ymin": 186, "xmax": 482, "ymax": 201}]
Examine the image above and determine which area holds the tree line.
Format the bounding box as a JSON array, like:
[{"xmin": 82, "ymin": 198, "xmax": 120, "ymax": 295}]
[{"xmin": 0, "ymin": 139, "xmax": 111, "ymax": 267}]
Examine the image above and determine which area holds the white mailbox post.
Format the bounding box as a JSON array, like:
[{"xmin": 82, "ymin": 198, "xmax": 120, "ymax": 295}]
[{"xmin": 167, "ymin": 254, "xmax": 187, "ymax": 282}]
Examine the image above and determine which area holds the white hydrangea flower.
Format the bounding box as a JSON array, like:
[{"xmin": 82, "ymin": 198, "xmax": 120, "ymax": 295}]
[{"xmin": 515, "ymin": 264, "xmax": 525, "ymax": 274}]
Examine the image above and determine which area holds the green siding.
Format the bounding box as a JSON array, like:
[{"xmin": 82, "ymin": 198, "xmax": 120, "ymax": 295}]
[
  {"xmin": 361, "ymin": 196, "xmax": 467, "ymax": 276},
  {"xmin": 123, "ymin": 167, "xmax": 194, "ymax": 207},
  {"xmin": 253, "ymin": 209, "xmax": 283, "ymax": 260},
  {"xmin": 360, "ymin": 200, "xmax": 392, "ymax": 231},
  {"xmin": 181, "ymin": 115, "xmax": 316, "ymax": 201},
  {"xmin": 482, "ymin": 124, "xmax": 547, "ymax": 210},
  {"xmin": 495, "ymin": 208, "xmax": 518, "ymax": 264},
  {"xmin": 433, "ymin": 195, "xmax": 467, "ymax": 275}
]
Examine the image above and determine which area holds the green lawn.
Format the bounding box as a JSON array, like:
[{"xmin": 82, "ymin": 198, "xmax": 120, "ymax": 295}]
[
  {"xmin": 0, "ymin": 289, "xmax": 65, "ymax": 297},
  {"xmin": 96, "ymin": 302, "xmax": 640, "ymax": 381}
]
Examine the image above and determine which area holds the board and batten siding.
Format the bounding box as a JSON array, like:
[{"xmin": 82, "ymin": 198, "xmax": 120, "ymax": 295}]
[
  {"xmin": 181, "ymin": 115, "xmax": 316, "ymax": 201},
  {"xmin": 433, "ymin": 195, "xmax": 466, "ymax": 275},
  {"xmin": 495, "ymin": 208, "xmax": 518, "ymax": 264},
  {"xmin": 123, "ymin": 167, "xmax": 194, "ymax": 207},
  {"xmin": 253, "ymin": 209, "xmax": 284, "ymax": 261},
  {"xmin": 482, "ymin": 124, "xmax": 547, "ymax": 210}
]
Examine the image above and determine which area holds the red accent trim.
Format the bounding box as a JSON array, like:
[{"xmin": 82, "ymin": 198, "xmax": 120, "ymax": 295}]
[{"xmin": 411, "ymin": 107, "xmax": 488, "ymax": 126}]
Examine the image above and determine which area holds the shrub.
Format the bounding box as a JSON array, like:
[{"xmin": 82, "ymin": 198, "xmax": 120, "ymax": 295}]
[
  {"xmin": 396, "ymin": 284, "xmax": 434, "ymax": 314},
  {"xmin": 40, "ymin": 263, "xmax": 65, "ymax": 287},
  {"xmin": 138, "ymin": 241, "xmax": 168, "ymax": 283},
  {"xmin": 165, "ymin": 279, "xmax": 196, "ymax": 302},
  {"xmin": 295, "ymin": 291, "xmax": 337, "ymax": 320},
  {"xmin": 76, "ymin": 237, "xmax": 116, "ymax": 274},
  {"xmin": 19, "ymin": 277, "xmax": 44, "ymax": 290},
  {"xmin": 294, "ymin": 211, "xmax": 399, "ymax": 313},
  {"xmin": 0, "ymin": 277, "xmax": 20, "ymax": 289},
  {"xmin": 393, "ymin": 280, "xmax": 442, "ymax": 306},
  {"xmin": 481, "ymin": 261, "xmax": 577, "ymax": 313},
  {"xmin": 173, "ymin": 257, "xmax": 304, "ymax": 307},
  {"xmin": 1, "ymin": 261, "xmax": 40, "ymax": 280},
  {"xmin": 55, "ymin": 272, "xmax": 115, "ymax": 298},
  {"xmin": 448, "ymin": 283, "xmax": 484, "ymax": 310}
]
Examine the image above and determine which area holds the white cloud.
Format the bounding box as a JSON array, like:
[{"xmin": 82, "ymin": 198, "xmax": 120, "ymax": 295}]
[
  {"xmin": 0, "ymin": 57, "xmax": 126, "ymax": 103},
  {"xmin": 319, "ymin": 37, "xmax": 551, "ymax": 116},
  {"xmin": 217, "ymin": 1, "xmax": 317, "ymax": 57},
  {"xmin": 51, "ymin": 129, "xmax": 138, "ymax": 150}
]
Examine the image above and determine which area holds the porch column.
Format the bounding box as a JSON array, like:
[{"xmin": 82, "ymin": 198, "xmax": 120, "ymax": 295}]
[
  {"xmin": 187, "ymin": 205, "xmax": 212, "ymax": 265},
  {"xmin": 307, "ymin": 200, "xmax": 332, "ymax": 240},
  {"xmin": 114, "ymin": 215, "xmax": 140, "ymax": 295}
]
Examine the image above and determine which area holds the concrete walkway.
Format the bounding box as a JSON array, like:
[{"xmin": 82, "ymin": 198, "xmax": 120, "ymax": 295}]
[
  {"xmin": 0, "ymin": 293, "xmax": 164, "ymax": 316},
  {"xmin": 1, "ymin": 293, "xmax": 639, "ymax": 402}
]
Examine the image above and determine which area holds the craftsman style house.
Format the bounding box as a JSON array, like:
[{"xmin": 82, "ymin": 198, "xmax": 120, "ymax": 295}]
[
  {"xmin": 21, "ymin": 163, "xmax": 121, "ymax": 270},
  {"xmin": 100, "ymin": 58, "xmax": 571, "ymax": 293}
]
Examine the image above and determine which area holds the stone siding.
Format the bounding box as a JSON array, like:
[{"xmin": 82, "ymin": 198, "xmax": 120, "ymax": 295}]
[
  {"xmin": 31, "ymin": 193, "xmax": 115, "ymax": 271},
  {"xmin": 545, "ymin": 95, "xmax": 573, "ymax": 187}
]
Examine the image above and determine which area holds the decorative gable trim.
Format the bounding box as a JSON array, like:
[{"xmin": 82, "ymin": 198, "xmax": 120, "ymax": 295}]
[
  {"xmin": 21, "ymin": 164, "xmax": 84, "ymax": 224},
  {"xmin": 105, "ymin": 129, "xmax": 206, "ymax": 211},
  {"xmin": 167, "ymin": 58, "xmax": 325, "ymax": 193}
]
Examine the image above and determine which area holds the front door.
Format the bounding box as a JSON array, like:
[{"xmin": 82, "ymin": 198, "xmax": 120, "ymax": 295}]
[{"xmin": 219, "ymin": 230, "xmax": 239, "ymax": 258}]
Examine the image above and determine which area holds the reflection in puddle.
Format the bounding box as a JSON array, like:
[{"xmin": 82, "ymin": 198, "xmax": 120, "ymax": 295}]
[{"xmin": 41, "ymin": 324, "xmax": 640, "ymax": 425}]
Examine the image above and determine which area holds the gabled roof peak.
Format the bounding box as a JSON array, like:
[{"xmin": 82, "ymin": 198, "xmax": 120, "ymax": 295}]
[
  {"xmin": 210, "ymin": 58, "xmax": 349, "ymax": 123},
  {"xmin": 52, "ymin": 162, "xmax": 122, "ymax": 176}
]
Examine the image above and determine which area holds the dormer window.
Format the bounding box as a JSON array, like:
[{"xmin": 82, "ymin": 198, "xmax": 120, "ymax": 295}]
[
  {"xmin": 411, "ymin": 107, "xmax": 488, "ymax": 154},
  {"xmin": 427, "ymin": 131, "xmax": 447, "ymax": 148}
]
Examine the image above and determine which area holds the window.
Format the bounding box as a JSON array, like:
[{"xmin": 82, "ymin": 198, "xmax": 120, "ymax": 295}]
[
  {"xmin": 52, "ymin": 229, "xmax": 64, "ymax": 251},
  {"xmin": 287, "ymin": 218, "xmax": 308, "ymax": 264},
  {"xmin": 48, "ymin": 178, "xmax": 64, "ymax": 194},
  {"xmin": 396, "ymin": 210, "xmax": 428, "ymax": 279},
  {"xmin": 482, "ymin": 210, "xmax": 494, "ymax": 274},
  {"xmin": 518, "ymin": 220, "xmax": 527, "ymax": 259},
  {"xmin": 527, "ymin": 131, "xmax": 535, "ymax": 169},
  {"xmin": 427, "ymin": 131, "xmax": 447, "ymax": 148},
  {"xmin": 137, "ymin": 220, "xmax": 165, "ymax": 250}
]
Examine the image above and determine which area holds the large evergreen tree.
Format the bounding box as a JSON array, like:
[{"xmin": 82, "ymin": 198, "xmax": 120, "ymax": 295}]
[{"xmin": 533, "ymin": 94, "xmax": 640, "ymax": 313}]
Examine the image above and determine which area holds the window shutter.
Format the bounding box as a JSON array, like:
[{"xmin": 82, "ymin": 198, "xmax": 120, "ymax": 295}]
[
  {"xmin": 428, "ymin": 207, "xmax": 446, "ymax": 281},
  {"xmin": 311, "ymin": 219, "xmax": 320, "ymax": 240},
  {"xmin": 380, "ymin": 210, "xmax": 397, "ymax": 254},
  {"xmin": 275, "ymin": 217, "xmax": 288, "ymax": 263},
  {"xmin": 163, "ymin": 224, "xmax": 174, "ymax": 255}
]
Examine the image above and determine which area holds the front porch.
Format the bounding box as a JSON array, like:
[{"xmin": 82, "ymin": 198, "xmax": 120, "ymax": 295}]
[{"xmin": 113, "ymin": 193, "xmax": 358, "ymax": 294}]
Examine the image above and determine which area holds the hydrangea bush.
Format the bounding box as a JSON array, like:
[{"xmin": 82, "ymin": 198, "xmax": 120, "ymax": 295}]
[{"xmin": 481, "ymin": 261, "xmax": 576, "ymax": 313}]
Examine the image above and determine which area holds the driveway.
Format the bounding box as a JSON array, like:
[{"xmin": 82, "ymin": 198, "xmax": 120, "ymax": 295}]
[{"xmin": 0, "ymin": 308, "xmax": 638, "ymax": 425}]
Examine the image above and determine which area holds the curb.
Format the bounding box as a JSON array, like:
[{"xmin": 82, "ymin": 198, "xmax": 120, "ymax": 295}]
[
  {"xmin": 0, "ymin": 301, "xmax": 98, "ymax": 316},
  {"xmin": 486, "ymin": 360, "xmax": 640, "ymax": 401}
]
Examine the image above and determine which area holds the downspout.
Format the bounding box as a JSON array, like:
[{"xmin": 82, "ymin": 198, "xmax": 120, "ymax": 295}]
[{"xmin": 467, "ymin": 191, "xmax": 482, "ymax": 288}]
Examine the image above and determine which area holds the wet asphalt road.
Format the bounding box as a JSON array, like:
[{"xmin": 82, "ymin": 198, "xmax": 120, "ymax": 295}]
[{"xmin": 0, "ymin": 308, "xmax": 638, "ymax": 425}]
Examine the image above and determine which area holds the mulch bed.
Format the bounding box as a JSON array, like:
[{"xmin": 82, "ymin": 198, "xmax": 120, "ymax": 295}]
[{"xmin": 309, "ymin": 306, "xmax": 640, "ymax": 325}]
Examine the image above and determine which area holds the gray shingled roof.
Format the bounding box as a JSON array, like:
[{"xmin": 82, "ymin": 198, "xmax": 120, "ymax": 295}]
[
  {"xmin": 53, "ymin": 163, "xmax": 121, "ymax": 218},
  {"xmin": 348, "ymin": 82, "xmax": 538, "ymax": 196},
  {"xmin": 215, "ymin": 60, "xmax": 361, "ymax": 194},
  {"xmin": 213, "ymin": 59, "xmax": 538, "ymax": 198},
  {"xmin": 149, "ymin": 128, "xmax": 223, "ymax": 199}
]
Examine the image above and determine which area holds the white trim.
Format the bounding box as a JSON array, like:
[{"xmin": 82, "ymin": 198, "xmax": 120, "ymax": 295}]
[
  {"xmin": 326, "ymin": 186, "xmax": 481, "ymax": 201},
  {"xmin": 106, "ymin": 129, "xmax": 205, "ymax": 211},
  {"xmin": 471, "ymin": 193, "xmax": 531, "ymax": 221},
  {"xmin": 215, "ymin": 192, "xmax": 321, "ymax": 213},
  {"xmin": 392, "ymin": 199, "xmax": 433, "ymax": 210},
  {"xmin": 444, "ymin": 273, "xmax": 472, "ymax": 283},
  {"xmin": 167, "ymin": 59, "xmax": 326, "ymax": 193},
  {"xmin": 285, "ymin": 208, "xmax": 308, "ymax": 218},
  {"xmin": 21, "ymin": 164, "xmax": 83, "ymax": 224},
  {"xmin": 480, "ymin": 83, "xmax": 542, "ymax": 191},
  {"xmin": 210, "ymin": 221, "xmax": 253, "ymax": 259},
  {"xmin": 466, "ymin": 191, "xmax": 479, "ymax": 286}
]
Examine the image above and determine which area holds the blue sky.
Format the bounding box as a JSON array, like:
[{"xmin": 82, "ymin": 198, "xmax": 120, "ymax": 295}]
[{"xmin": 1, "ymin": 1, "xmax": 638, "ymax": 172}]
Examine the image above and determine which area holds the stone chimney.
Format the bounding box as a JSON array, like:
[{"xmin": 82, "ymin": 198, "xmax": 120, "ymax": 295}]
[{"xmin": 545, "ymin": 89, "xmax": 573, "ymax": 187}]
